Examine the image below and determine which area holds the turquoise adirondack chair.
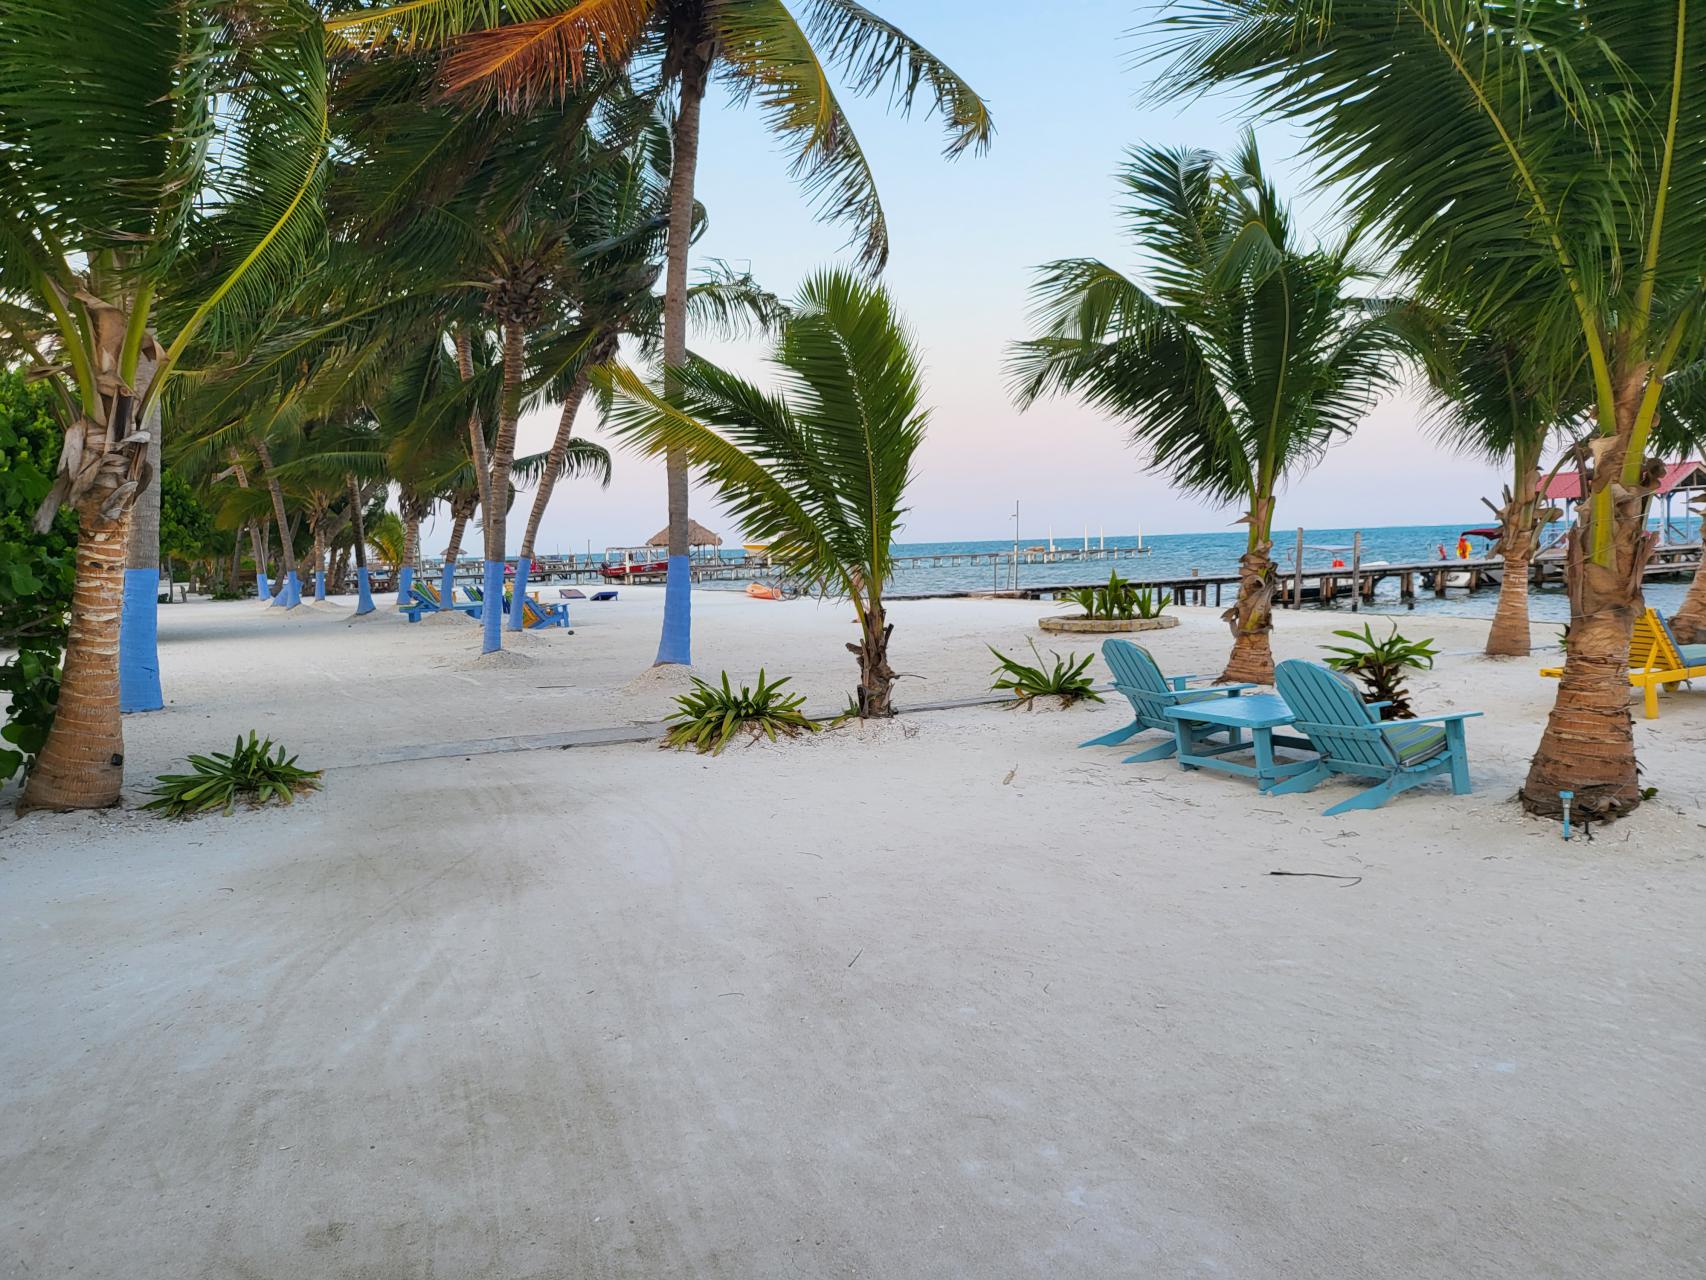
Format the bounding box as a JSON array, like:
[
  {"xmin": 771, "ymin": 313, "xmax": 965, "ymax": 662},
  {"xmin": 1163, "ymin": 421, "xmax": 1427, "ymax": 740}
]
[
  {"xmin": 1270, "ymin": 660, "xmax": 1481, "ymax": 815},
  {"xmin": 1081, "ymin": 639, "xmax": 1255, "ymax": 762}
]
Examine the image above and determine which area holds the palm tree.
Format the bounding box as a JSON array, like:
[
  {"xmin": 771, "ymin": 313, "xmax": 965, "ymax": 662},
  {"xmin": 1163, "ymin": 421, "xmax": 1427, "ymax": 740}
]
[
  {"xmin": 0, "ymin": 0, "xmax": 328, "ymax": 809},
  {"xmin": 1008, "ymin": 140, "xmax": 1418, "ymax": 684},
  {"xmin": 326, "ymin": 0, "xmax": 991, "ymax": 667},
  {"xmin": 1158, "ymin": 1, "xmax": 1706, "ymax": 820},
  {"xmin": 603, "ymin": 268, "xmax": 926, "ymax": 714},
  {"xmin": 1418, "ymin": 320, "xmax": 1575, "ymax": 658}
]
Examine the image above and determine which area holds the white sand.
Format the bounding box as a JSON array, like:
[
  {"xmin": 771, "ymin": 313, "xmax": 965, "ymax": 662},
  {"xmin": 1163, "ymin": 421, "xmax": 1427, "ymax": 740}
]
[{"xmin": 2, "ymin": 589, "xmax": 1704, "ymax": 1276}]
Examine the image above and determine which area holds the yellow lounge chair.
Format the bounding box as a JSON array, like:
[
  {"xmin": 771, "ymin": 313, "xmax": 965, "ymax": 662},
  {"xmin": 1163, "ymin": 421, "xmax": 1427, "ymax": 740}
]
[{"xmin": 1541, "ymin": 608, "xmax": 1706, "ymax": 719}]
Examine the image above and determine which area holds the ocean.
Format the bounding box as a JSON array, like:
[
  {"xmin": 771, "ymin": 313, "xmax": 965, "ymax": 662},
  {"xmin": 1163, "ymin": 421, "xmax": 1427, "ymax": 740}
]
[{"xmin": 708, "ymin": 519, "xmax": 1703, "ymax": 623}]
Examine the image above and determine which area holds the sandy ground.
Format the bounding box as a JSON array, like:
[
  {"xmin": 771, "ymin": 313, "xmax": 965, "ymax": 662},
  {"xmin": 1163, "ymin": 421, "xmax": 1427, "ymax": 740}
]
[{"xmin": 3, "ymin": 589, "xmax": 1705, "ymax": 1277}]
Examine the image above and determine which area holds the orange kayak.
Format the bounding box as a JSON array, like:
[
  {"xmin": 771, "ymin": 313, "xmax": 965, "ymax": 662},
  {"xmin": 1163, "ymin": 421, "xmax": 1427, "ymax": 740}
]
[{"xmin": 746, "ymin": 582, "xmax": 782, "ymax": 600}]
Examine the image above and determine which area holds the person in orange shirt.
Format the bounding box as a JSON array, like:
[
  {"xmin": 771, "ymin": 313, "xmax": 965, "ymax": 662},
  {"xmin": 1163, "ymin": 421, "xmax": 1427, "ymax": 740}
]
[{"xmin": 1456, "ymin": 534, "xmax": 1472, "ymax": 560}]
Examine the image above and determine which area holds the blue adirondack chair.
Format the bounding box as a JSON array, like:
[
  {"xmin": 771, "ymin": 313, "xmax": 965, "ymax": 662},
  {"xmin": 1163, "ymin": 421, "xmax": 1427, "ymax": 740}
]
[
  {"xmin": 1081, "ymin": 639, "xmax": 1255, "ymax": 762},
  {"xmin": 402, "ymin": 580, "xmax": 482, "ymax": 623},
  {"xmin": 1270, "ymin": 660, "xmax": 1482, "ymax": 815}
]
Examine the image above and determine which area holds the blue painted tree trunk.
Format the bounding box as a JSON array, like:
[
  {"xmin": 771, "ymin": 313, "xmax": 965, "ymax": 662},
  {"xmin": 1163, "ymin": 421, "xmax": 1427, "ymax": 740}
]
[
  {"xmin": 507, "ymin": 557, "xmax": 530, "ymax": 631},
  {"xmin": 397, "ymin": 565, "xmax": 414, "ymax": 606},
  {"xmin": 270, "ymin": 571, "xmax": 301, "ymax": 609},
  {"xmin": 481, "ymin": 560, "xmax": 504, "ymax": 654},
  {"xmin": 654, "ymin": 555, "xmax": 692, "ymax": 665},
  {"xmin": 255, "ymin": 571, "xmax": 270, "ymax": 601},
  {"xmin": 118, "ymin": 568, "xmax": 163, "ymax": 713},
  {"xmin": 313, "ymin": 570, "xmax": 326, "ymax": 602},
  {"xmin": 439, "ymin": 559, "xmax": 456, "ymax": 608},
  {"xmin": 355, "ymin": 566, "xmax": 375, "ymax": 615}
]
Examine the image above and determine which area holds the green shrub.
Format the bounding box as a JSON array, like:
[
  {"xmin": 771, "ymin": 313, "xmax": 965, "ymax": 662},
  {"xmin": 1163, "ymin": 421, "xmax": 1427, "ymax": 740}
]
[
  {"xmin": 1321, "ymin": 623, "xmax": 1439, "ymax": 720},
  {"xmin": 989, "ymin": 640, "xmax": 1103, "ymax": 707},
  {"xmin": 1063, "ymin": 571, "xmax": 1168, "ymax": 622},
  {"xmin": 664, "ymin": 670, "xmax": 820, "ymax": 754},
  {"xmin": 143, "ymin": 733, "xmax": 323, "ymax": 817},
  {"xmin": 1, "ymin": 368, "xmax": 77, "ymax": 783}
]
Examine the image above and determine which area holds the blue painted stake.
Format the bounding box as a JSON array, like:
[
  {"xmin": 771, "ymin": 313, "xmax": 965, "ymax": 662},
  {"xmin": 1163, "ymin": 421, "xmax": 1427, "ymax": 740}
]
[
  {"xmin": 654, "ymin": 554, "xmax": 692, "ymax": 666},
  {"xmin": 354, "ymin": 566, "xmax": 374, "ymax": 616},
  {"xmin": 1559, "ymin": 790, "xmax": 1574, "ymax": 841},
  {"xmin": 314, "ymin": 569, "xmax": 326, "ymax": 602},
  {"xmin": 480, "ymin": 559, "xmax": 504, "ymax": 654},
  {"xmin": 119, "ymin": 568, "xmax": 163, "ymax": 713},
  {"xmin": 397, "ymin": 564, "xmax": 414, "ymax": 606},
  {"xmin": 255, "ymin": 571, "xmax": 270, "ymax": 601},
  {"xmin": 439, "ymin": 559, "xmax": 456, "ymax": 609},
  {"xmin": 508, "ymin": 556, "xmax": 530, "ymax": 631}
]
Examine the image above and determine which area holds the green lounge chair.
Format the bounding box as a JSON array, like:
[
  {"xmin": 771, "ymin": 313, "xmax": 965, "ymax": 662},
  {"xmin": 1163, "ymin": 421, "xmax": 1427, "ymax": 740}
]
[
  {"xmin": 1081, "ymin": 639, "xmax": 1255, "ymax": 762},
  {"xmin": 1270, "ymin": 659, "xmax": 1481, "ymax": 815}
]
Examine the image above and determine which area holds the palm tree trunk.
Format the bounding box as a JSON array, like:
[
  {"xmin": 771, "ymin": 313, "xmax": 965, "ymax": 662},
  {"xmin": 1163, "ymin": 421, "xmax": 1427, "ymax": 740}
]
[
  {"xmin": 1220, "ymin": 498, "xmax": 1277, "ymax": 684},
  {"xmin": 228, "ymin": 451, "xmax": 271, "ymax": 598},
  {"xmin": 311, "ymin": 520, "xmax": 327, "ymax": 602},
  {"xmin": 480, "ymin": 321, "xmax": 526, "ymax": 654},
  {"xmin": 250, "ymin": 435, "xmax": 300, "ymax": 607},
  {"xmin": 398, "ymin": 494, "xmax": 422, "ymax": 604},
  {"xmin": 441, "ymin": 495, "xmax": 473, "ymax": 606},
  {"xmin": 119, "ymin": 353, "xmax": 163, "ymax": 713},
  {"xmin": 512, "ymin": 366, "xmax": 593, "ymax": 631},
  {"xmin": 1485, "ymin": 462, "xmax": 1542, "ymax": 657},
  {"xmin": 347, "ymin": 474, "xmax": 374, "ymax": 615},
  {"xmin": 848, "ymin": 597, "xmax": 896, "ymax": 717},
  {"xmin": 20, "ymin": 305, "xmax": 154, "ymax": 812},
  {"xmin": 1668, "ymin": 560, "xmax": 1706, "ymax": 643},
  {"xmin": 655, "ymin": 41, "xmax": 712, "ymax": 668},
  {"xmin": 1520, "ymin": 405, "xmax": 1660, "ymax": 820}
]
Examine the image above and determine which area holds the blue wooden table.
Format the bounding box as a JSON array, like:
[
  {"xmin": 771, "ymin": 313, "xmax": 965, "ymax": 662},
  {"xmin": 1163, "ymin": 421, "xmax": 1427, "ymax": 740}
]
[{"xmin": 1163, "ymin": 692, "xmax": 1318, "ymax": 792}]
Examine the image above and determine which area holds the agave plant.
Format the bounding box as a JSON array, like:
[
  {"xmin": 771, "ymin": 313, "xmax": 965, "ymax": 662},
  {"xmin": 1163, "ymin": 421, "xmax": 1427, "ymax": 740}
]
[
  {"xmin": 663, "ymin": 670, "xmax": 820, "ymax": 755},
  {"xmin": 143, "ymin": 733, "xmax": 323, "ymax": 818},
  {"xmin": 988, "ymin": 642, "xmax": 1103, "ymax": 709},
  {"xmin": 1321, "ymin": 624, "xmax": 1439, "ymax": 721}
]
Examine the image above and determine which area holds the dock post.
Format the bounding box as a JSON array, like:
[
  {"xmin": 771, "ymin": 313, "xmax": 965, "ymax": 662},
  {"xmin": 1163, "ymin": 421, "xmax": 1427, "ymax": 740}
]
[
  {"xmin": 1350, "ymin": 531, "xmax": 1363, "ymax": 613},
  {"xmin": 1292, "ymin": 528, "xmax": 1305, "ymax": 610}
]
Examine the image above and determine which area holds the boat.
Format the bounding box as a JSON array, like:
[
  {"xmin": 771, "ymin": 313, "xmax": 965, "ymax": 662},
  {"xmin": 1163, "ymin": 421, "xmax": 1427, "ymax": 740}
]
[{"xmin": 598, "ymin": 546, "xmax": 670, "ymax": 580}]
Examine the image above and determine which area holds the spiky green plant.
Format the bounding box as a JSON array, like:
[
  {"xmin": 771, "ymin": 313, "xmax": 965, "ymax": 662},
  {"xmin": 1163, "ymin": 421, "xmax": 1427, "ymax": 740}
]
[
  {"xmin": 143, "ymin": 733, "xmax": 323, "ymax": 818},
  {"xmin": 988, "ymin": 641, "xmax": 1103, "ymax": 708},
  {"xmin": 663, "ymin": 670, "xmax": 820, "ymax": 755},
  {"xmin": 1321, "ymin": 624, "xmax": 1439, "ymax": 720}
]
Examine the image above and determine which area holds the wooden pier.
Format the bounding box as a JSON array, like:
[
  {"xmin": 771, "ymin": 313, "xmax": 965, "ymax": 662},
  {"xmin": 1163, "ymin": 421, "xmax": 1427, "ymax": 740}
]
[{"xmin": 410, "ymin": 539, "xmax": 1700, "ymax": 604}]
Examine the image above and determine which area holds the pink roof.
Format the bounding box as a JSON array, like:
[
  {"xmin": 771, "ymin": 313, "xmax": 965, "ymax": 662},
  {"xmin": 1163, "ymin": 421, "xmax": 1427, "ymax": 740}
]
[{"xmin": 1543, "ymin": 460, "xmax": 1706, "ymax": 502}]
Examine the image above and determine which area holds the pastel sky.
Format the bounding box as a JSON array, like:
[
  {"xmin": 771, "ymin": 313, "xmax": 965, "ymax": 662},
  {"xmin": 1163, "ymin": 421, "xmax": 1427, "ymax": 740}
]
[{"xmin": 489, "ymin": 0, "xmax": 1509, "ymax": 558}]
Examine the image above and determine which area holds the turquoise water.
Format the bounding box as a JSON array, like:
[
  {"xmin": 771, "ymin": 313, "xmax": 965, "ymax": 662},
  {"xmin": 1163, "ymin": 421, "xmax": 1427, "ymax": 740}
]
[{"xmin": 711, "ymin": 519, "xmax": 1702, "ymax": 622}]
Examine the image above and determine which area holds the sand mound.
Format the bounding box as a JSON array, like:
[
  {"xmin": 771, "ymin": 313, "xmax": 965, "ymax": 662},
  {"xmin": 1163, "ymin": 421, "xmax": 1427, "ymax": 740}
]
[
  {"xmin": 621, "ymin": 664, "xmax": 700, "ymax": 696},
  {"xmin": 420, "ymin": 609, "xmax": 475, "ymax": 627}
]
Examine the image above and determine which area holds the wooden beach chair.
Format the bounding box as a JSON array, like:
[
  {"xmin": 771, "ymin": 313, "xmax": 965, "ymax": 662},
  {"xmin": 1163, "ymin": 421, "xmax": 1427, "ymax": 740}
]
[
  {"xmin": 1269, "ymin": 660, "xmax": 1481, "ymax": 815},
  {"xmin": 402, "ymin": 580, "xmax": 481, "ymax": 623},
  {"xmin": 1081, "ymin": 639, "xmax": 1254, "ymax": 762},
  {"xmin": 519, "ymin": 596, "xmax": 570, "ymax": 629},
  {"xmin": 1539, "ymin": 608, "xmax": 1706, "ymax": 719}
]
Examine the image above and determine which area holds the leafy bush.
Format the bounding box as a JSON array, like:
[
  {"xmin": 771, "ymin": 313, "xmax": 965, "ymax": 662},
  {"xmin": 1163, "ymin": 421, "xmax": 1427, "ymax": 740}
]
[
  {"xmin": 989, "ymin": 640, "xmax": 1104, "ymax": 707},
  {"xmin": 1, "ymin": 368, "xmax": 77, "ymax": 783},
  {"xmin": 1130, "ymin": 585, "xmax": 1170, "ymax": 619},
  {"xmin": 664, "ymin": 670, "xmax": 820, "ymax": 754},
  {"xmin": 1062, "ymin": 570, "xmax": 1168, "ymax": 622},
  {"xmin": 143, "ymin": 733, "xmax": 323, "ymax": 817},
  {"xmin": 1321, "ymin": 623, "xmax": 1439, "ymax": 720}
]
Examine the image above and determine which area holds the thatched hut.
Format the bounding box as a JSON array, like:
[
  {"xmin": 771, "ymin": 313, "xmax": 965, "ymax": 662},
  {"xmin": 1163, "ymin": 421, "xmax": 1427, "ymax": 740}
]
[{"xmin": 647, "ymin": 519, "xmax": 723, "ymax": 561}]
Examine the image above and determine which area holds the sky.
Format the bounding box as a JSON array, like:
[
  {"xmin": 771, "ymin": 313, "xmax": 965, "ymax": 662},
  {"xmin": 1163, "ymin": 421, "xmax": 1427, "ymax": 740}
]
[{"xmin": 480, "ymin": 0, "xmax": 1510, "ymax": 559}]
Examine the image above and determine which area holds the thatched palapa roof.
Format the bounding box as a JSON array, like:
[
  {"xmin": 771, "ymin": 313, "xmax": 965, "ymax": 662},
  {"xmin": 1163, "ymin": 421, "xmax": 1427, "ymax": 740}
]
[{"xmin": 647, "ymin": 519, "xmax": 722, "ymax": 548}]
